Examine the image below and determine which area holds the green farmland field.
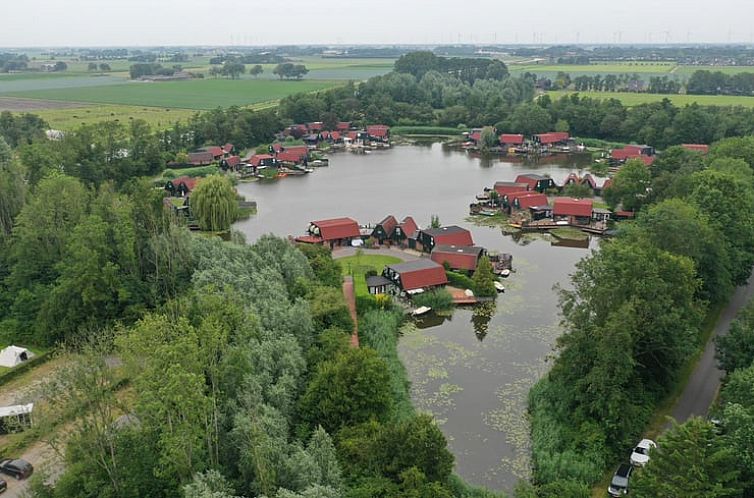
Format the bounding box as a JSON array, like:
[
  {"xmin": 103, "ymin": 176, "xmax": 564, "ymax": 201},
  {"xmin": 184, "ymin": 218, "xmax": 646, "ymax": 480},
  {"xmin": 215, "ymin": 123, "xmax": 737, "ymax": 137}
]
[
  {"xmin": 546, "ymin": 90, "xmax": 754, "ymax": 107},
  {"xmin": 4, "ymin": 78, "xmax": 342, "ymax": 110}
]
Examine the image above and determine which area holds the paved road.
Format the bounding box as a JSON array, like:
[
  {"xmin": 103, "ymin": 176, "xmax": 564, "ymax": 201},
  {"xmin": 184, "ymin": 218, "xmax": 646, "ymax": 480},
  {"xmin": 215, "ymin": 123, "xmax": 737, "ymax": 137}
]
[{"xmin": 668, "ymin": 274, "xmax": 754, "ymax": 426}]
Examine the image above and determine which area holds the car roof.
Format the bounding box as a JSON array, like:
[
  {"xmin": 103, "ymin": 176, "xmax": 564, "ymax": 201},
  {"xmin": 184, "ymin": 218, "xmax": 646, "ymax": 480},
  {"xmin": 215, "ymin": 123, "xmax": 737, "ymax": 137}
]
[
  {"xmin": 636, "ymin": 438, "xmax": 655, "ymax": 447},
  {"xmin": 616, "ymin": 463, "xmax": 632, "ymax": 476}
]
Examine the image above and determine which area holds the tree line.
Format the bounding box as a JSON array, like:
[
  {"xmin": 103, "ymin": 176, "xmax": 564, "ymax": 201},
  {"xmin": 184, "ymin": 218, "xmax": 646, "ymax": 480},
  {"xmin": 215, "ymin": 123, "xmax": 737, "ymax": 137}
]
[{"xmin": 527, "ymin": 138, "xmax": 754, "ymax": 496}]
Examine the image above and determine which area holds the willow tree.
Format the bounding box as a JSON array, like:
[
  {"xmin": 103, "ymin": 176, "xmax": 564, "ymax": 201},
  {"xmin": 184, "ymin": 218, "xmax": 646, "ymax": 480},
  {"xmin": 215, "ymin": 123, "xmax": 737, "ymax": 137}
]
[{"xmin": 190, "ymin": 175, "xmax": 238, "ymax": 232}]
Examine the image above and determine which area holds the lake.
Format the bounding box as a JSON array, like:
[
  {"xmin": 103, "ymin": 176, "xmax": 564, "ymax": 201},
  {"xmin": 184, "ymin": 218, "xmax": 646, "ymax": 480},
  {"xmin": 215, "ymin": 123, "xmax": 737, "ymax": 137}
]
[{"xmin": 234, "ymin": 143, "xmax": 596, "ymax": 491}]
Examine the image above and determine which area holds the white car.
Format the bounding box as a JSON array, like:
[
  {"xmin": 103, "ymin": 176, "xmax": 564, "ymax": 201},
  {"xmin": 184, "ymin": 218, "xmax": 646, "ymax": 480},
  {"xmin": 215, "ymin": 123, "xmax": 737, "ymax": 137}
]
[{"xmin": 630, "ymin": 438, "xmax": 656, "ymax": 466}]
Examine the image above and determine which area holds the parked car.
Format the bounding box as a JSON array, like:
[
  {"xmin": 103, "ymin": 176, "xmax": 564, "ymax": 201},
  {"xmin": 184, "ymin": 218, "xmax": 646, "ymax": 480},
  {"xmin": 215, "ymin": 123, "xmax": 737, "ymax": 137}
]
[
  {"xmin": 0, "ymin": 459, "xmax": 33, "ymax": 480},
  {"xmin": 630, "ymin": 438, "xmax": 657, "ymax": 466},
  {"xmin": 608, "ymin": 463, "xmax": 632, "ymax": 496}
]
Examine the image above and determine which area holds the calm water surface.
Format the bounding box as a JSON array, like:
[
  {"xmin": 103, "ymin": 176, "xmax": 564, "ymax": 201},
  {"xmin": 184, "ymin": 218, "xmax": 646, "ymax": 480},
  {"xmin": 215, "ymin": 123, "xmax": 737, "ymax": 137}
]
[{"xmin": 234, "ymin": 144, "xmax": 596, "ymax": 491}]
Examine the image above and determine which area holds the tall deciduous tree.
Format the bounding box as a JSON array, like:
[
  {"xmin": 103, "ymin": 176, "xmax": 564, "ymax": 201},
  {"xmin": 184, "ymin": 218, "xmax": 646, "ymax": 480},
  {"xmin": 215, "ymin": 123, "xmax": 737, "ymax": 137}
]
[
  {"xmin": 301, "ymin": 347, "xmax": 392, "ymax": 433},
  {"xmin": 190, "ymin": 175, "xmax": 239, "ymax": 232},
  {"xmin": 603, "ymin": 159, "xmax": 651, "ymax": 211},
  {"xmin": 632, "ymin": 418, "xmax": 743, "ymax": 498}
]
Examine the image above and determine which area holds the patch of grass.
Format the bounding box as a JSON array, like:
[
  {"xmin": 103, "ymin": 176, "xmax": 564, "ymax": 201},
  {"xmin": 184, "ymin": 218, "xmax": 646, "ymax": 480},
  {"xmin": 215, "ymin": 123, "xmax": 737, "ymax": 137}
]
[
  {"xmin": 547, "ymin": 90, "xmax": 754, "ymax": 108},
  {"xmin": 411, "ymin": 288, "xmax": 454, "ymax": 311},
  {"xmin": 465, "ymin": 212, "xmax": 509, "ymax": 228},
  {"xmin": 338, "ymin": 254, "xmax": 402, "ymax": 297},
  {"xmin": 31, "ymin": 104, "xmax": 196, "ymax": 131},
  {"xmin": 6, "ymin": 78, "xmax": 342, "ymax": 110},
  {"xmin": 162, "ymin": 165, "xmax": 219, "ymax": 179}
]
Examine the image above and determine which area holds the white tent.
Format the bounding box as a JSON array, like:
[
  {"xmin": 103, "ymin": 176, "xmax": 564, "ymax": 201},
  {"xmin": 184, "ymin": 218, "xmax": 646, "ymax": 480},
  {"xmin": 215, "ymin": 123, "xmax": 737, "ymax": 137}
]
[{"xmin": 0, "ymin": 346, "xmax": 33, "ymax": 368}]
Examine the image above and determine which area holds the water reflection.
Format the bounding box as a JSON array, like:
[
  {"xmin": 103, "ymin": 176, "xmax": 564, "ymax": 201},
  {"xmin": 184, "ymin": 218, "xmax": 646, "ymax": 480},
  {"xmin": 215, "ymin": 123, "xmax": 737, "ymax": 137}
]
[
  {"xmin": 471, "ymin": 302, "xmax": 496, "ymax": 341},
  {"xmin": 233, "ymin": 144, "xmax": 596, "ymax": 492}
]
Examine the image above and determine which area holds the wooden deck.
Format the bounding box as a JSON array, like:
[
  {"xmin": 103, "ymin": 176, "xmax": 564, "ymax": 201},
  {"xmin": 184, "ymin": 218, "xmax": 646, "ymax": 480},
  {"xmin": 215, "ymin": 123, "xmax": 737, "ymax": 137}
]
[{"xmin": 447, "ymin": 286, "xmax": 478, "ymax": 305}]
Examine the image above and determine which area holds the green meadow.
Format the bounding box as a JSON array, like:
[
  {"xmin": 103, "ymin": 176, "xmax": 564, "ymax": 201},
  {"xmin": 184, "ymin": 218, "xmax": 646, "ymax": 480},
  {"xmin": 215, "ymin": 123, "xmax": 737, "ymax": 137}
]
[
  {"xmin": 4, "ymin": 78, "xmax": 342, "ymax": 110},
  {"xmin": 546, "ymin": 89, "xmax": 754, "ymax": 107}
]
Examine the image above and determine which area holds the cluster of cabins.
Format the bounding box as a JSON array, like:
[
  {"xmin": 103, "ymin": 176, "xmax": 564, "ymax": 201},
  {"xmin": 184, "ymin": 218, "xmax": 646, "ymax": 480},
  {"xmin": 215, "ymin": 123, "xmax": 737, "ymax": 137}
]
[
  {"xmin": 482, "ymin": 176, "xmax": 632, "ymax": 228},
  {"xmin": 279, "ymin": 122, "xmax": 391, "ymax": 150},
  {"xmin": 606, "ymin": 142, "xmax": 708, "ymax": 167},
  {"xmin": 465, "ymin": 130, "xmax": 579, "ymax": 153},
  {"xmin": 294, "ymin": 217, "xmax": 503, "ymax": 296}
]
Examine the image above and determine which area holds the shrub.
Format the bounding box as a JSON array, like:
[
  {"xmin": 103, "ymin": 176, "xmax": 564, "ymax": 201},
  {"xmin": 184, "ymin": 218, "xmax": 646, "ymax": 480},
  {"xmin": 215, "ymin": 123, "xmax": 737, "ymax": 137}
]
[
  {"xmin": 411, "ymin": 289, "xmax": 453, "ymax": 311},
  {"xmin": 446, "ymin": 271, "xmax": 474, "ymax": 290}
]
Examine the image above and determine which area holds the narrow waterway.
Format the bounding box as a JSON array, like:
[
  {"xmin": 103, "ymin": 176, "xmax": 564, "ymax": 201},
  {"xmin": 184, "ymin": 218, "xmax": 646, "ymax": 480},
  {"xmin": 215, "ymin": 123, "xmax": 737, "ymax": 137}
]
[{"xmin": 234, "ymin": 143, "xmax": 595, "ymax": 491}]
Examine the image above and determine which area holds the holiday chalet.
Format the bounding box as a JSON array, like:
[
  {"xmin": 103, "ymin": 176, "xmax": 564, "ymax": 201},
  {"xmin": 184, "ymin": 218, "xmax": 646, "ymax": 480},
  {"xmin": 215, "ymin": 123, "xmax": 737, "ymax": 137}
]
[{"xmin": 382, "ymin": 259, "xmax": 448, "ymax": 294}]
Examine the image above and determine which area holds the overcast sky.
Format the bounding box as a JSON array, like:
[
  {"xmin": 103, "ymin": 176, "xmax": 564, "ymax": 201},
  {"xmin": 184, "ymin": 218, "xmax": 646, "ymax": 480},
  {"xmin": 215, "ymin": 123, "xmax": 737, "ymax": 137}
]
[{"xmin": 3, "ymin": 0, "xmax": 754, "ymax": 47}]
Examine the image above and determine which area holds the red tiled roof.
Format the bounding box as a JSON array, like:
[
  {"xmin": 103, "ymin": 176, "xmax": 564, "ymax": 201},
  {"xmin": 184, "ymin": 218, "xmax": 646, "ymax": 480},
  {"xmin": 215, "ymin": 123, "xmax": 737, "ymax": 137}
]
[
  {"xmin": 271, "ymin": 143, "xmax": 284, "ymax": 153},
  {"xmin": 514, "ymin": 174, "xmax": 541, "ymax": 190},
  {"xmin": 250, "ymin": 154, "xmax": 274, "ymax": 167},
  {"xmin": 602, "ymin": 178, "xmax": 613, "ymax": 190},
  {"xmin": 331, "ymin": 131, "xmax": 341, "ymax": 141},
  {"xmin": 336, "ymin": 121, "xmax": 351, "ymax": 131},
  {"xmin": 225, "ymin": 155, "xmax": 240, "ymax": 167},
  {"xmin": 553, "ymin": 198, "xmax": 593, "ymax": 217},
  {"xmin": 312, "ymin": 218, "xmax": 361, "ymax": 241},
  {"xmin": 581, "ymin": 174, "xmax": 597, "ymax": 189},
  {"xmin": 347, "ymin": 131, "xmax": 359, "ymax": 141},
  {"xmin": 623, "ymin": 144, "xmax": 651, "ymax": 153},
  {"xmin": 564, "ymin": 173, "xmax": 581, "ymax": 185},
  {"xmin": 367, "ymin": 125, "xmax": 390, "ymax": 138},
  {"xmin": 500, "ymin": 134, "xmax": 524, "ymax": 145},
  {"xmin": 469, "ymin": 131, "xmax": 481, "ymax": 142},
  {"xmin": 639, "ymin": 155, "xmax": 655, "ymax": 166},
  {"xmin": 222, "ymin": 143, "xmax": 234, "ymax": 154},
  {"xmin": 377, "ymin": 215, "xmax": 398, "ymax": 237},
  {"xmin": 389, "ymin": 260, "xmax": 448, "ymax": 291},
  {"xmin": 494, "ymin": 182, "xmax": 530, "ymax": 195},
  {"xmin": 422, "ymin": 226, "xmax": 474, "ymax": 247},
  {"xmin": 204, "ymin": 146, "xmax": 224, "ymax": 158},
  {"xmin": 172, "ymin": 175, "xmax": 200, "ymax": 192},
  {"xmin": 536, "ymin": 132, "xmax": 569, "ymax": 144},
  {"xmin": 516, "ymin": 193, "xmax": 548, "ymax": 210},
  {"xmin": 398, "ymin": 216, "xmax": 418, "ymax": 238},
  {"xmin": 431, "ymin": 246, "xmax": 483, "ymax": 272},
  {"xmin": 682, "ymin": 144, "xmax": 709, "ymax": 154},
  {"xmin": 320, "ymin": 130, "xmax": 330, "ymax": 140},
  {"xmin": 277, "ymin": 150, "xmax": 308, "ymax": 163},
  {"xmin": 611, "ymin": 148, "xmax": 642, "ymax": 160},
  {"xmin": 282, "ymin": 145, "xmax": 309, "ymax": 156},
  {"xmin": 187, "ymin": 151, "xmax": 214, "ymax": 165},
  {"xmin": 295, "ymin": 235, "xmax": 324, "ymax": 244},
  {"xmin": 615, "ymin": 210, "xmax": 635, "ymax": 218},
  {"xmin": 307, "ymin": 122, "xmax": 323, "ymax": 132}
]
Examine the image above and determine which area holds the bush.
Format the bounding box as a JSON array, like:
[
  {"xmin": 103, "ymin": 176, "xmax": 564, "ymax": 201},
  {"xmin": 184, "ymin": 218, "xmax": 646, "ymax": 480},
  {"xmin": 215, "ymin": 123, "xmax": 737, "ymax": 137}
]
[
  {"xmin": 411, "ymin": 289, "xmax": 454, "ymax": 311},
  {"xmin": 446, "ymin": 271, "xmax": 474, "ymax": 290}
]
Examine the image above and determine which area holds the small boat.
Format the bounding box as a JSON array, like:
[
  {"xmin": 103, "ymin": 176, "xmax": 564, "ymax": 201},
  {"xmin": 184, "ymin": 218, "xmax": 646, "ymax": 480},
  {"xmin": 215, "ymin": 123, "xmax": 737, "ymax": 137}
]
[
  {"xmin": 500, "ymin": 269, "xmax": 511, "ymax": 278},
  {"xmin": 478, "ymin": 209, "xmax": 497, "ymax": 217},
  {"xmin": 494, "ymin": 282, "xmax": 505, "ymax": 293},
  {"xmin": 411, "ymin": 306, "xmax": 432, "ymax": 316}
]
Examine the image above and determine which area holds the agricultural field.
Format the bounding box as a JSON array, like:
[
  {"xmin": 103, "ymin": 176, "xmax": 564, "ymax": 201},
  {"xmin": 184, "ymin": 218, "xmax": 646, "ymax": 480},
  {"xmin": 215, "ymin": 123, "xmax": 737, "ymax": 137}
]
[
  {"xmin": 672, "ymin": 64, "xmax": 754, "ymax": 76},
  {"xmin": 3, "ymin": 78, "xmax": 342, "ymax": 110},
  {"xmin": 31, "ymin": 104, "xmax": 198, "ymax": 131},
  {"xmin": 546, "ymin": 89, "xmax": 754, "ymax": 107},
  {"xmin": 508, "ymin": 61, "xmax": 678, "ymax": 74}
]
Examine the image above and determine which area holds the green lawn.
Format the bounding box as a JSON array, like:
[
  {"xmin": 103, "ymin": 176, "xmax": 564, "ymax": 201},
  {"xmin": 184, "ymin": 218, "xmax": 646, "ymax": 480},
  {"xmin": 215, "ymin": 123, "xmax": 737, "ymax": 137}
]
[
  {"xmin": 546, "ymin": 90, "xmax": 754, "ymax": 107},
  {"xmin": 339, "ymin": 254, "xmax": 402, "ymax": 297},
  {"xmin": 5, "ymin": 78, "xmax": 342, "ymax": 110}
]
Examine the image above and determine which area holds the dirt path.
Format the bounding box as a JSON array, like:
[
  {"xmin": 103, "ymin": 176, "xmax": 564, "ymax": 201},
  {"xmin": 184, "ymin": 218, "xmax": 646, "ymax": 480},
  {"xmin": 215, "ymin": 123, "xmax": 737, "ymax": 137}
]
[
  {"xmin": 668, "ymin": 274, "xmax": 754, "ymax": 426},
  {"xmin": 342, "ymin": 276, "xmax": 359, "ymax": 347},
  {"xmin": 3, "ymin": 439, "xmax": 62, "ymax": 498}
]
